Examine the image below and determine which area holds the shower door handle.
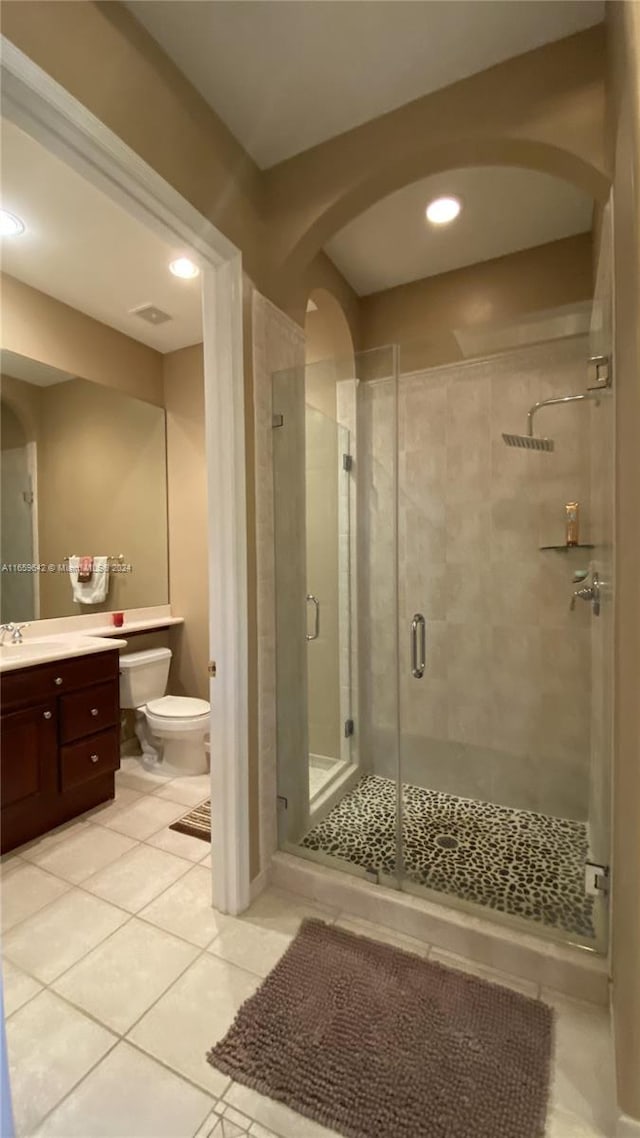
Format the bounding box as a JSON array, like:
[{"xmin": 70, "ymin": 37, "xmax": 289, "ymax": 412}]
[
  {"xmin": 306, "ymin": 594, "xmax": 320, "ymax": 641},
  {"xmin": 411, "ymin": 613, "xmax": 426, "ymax": 678}
]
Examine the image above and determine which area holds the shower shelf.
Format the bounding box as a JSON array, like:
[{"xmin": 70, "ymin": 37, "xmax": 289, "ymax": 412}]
[{"xmin": 539, "ymin": 543, "xmax": 595, "ymax": 551}]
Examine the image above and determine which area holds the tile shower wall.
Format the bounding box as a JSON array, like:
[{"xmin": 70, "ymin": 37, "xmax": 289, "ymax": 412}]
[{"xmin": 360, "ymin": 337, "xmax": 594, "ymax": 820}]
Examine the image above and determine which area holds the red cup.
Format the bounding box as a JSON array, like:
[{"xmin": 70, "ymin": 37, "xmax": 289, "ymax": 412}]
[{"xmin": 112, "ymin": 612, "xmax": 124, "ymax": 628}]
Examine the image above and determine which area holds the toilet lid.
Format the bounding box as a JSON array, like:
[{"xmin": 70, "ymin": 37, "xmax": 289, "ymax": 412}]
[{"xmin": 147, "ymin": 696, "xmax": 210, "ymax": 719}]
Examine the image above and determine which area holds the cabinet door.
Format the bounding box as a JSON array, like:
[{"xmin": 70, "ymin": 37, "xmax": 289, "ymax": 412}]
[{"xmin": 1, "ymin": 702, "xmax": 58, "ymax": 851}]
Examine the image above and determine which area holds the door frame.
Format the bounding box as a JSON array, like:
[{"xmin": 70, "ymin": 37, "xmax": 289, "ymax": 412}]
[{"xmin": 0, "ymin": 38, "xmax": 250, "ymax": 913}]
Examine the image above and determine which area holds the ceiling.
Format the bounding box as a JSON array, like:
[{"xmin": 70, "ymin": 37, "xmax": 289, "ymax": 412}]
[
  {"xmin": 126, "ymin": 0, "xmax": 604, "ymax": 169},
  {"xmin": 326, "ymin": 166, "xmax": 594, "ymax": 295},
  {"xmin": 0, "ymin": 119, "xmax": 203, "ymax": 353}
]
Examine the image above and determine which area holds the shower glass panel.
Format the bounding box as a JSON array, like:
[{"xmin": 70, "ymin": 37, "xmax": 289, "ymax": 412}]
[
  {"xmin": 272, "ymin": 345, "xmax": 400, "ymax": 881},
  {"xmin": 396, "ymin": 324, "xmax": 612, "ymax": 951},
  {"xmin": 305, "ymin": 404, "xmax": 352, "ymax": 801}
]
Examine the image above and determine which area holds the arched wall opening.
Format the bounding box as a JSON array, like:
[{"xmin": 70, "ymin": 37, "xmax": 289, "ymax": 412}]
[
  {"xmin": 302, "ymin": 162, "xmax": 600, "ymax": 371},
  {"xmin": 280, "ymin": 139, "xmax": 610, "ymax": 290}
]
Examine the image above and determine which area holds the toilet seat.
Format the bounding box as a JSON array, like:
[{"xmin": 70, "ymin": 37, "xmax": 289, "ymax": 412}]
[{"xmin": 146, "ymin": 695, "xmax": 210, "ymax": 719}]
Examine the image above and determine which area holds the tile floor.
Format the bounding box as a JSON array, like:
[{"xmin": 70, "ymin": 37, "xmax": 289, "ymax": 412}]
[{"xmin": 1, "ymin": 759, "xmax": 616, "ymax": 1138}]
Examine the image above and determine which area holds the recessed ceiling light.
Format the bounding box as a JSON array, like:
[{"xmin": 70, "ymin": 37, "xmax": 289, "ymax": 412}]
[
  {"xmin": 425, "ymin": 196, "xmax": 462, "ymax": 226},
  {"xmin": 0, "ymin": 209, "xmax": 25, "ymax": 237},
  {"xmin": 169, "ymin": 257, "xmax": 200, "ymax": 279}
]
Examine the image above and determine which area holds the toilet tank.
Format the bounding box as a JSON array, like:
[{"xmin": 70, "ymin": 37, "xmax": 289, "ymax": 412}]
[{"xmin": 119, "ymin": 647, "xmax": 172, "ymax": 709}]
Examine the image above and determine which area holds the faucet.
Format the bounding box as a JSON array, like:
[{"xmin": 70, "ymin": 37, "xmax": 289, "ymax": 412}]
[{"xmin": 0, "ymin": 623, "xmax": 29, "ymax": 645}]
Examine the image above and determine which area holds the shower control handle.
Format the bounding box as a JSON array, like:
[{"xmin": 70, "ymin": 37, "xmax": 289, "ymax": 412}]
[
  {"xmin": 570, "ymin": 571, "xmax": 600, "ymax": 616},
  {"xmin": 411, "ymin": 613, "xmax": 426, "ymax": 679}
]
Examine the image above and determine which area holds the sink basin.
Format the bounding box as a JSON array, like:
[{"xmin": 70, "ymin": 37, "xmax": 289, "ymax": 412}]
[
  {"xmin": 0, "ymin": 638, "xmax": 82, "ymax": 661},
  {"xmin": 0, "ymin": 634, "xmax": 128, "ymax": 669}
]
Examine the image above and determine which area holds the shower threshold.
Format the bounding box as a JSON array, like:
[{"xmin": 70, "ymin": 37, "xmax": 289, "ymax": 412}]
[{"xmin": 300, "ymin": 774, "xmax": 596, "ymax": 942}]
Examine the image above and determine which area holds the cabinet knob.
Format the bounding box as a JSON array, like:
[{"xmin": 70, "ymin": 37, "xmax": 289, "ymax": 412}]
[
  {"xmin": 54, "ymin": 677, "xmax": 63, "ymax": 686},
  {"xmin": 90, "ymin": 708, "xmax": 99, "ymax": 717},
  {"xmin": 43, "ymin": 710, "xmax": 52, "ymax": 720},
  {"xmin": 90, "ymin": 754, "xmax": 100, "ymax": 764}
]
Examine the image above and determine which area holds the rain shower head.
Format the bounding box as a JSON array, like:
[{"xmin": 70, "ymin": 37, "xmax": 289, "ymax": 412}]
[
  {"xmin": 502, "ymin": 432, "xmax": 554, "ymax": 452},
  {"xmin": 502, "ymin": 391, "xmax": 598, "ymax": 454}
]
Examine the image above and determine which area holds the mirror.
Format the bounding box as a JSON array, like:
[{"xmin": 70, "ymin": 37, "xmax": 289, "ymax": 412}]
[{"xmin": 1, "ymin": 351, "xmax": 168, "ymax": 622}]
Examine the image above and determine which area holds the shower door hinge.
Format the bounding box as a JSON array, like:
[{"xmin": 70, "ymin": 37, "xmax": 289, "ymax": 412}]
[
  {"xmin": 207, "ymin": 661, "xmax": 217, "ymax": 677},
  {"xmin": 344, "ymin": 718, "xmax": 354, "ymax": 738},
  {"xmin": 587, "ymin": 355, "xmax": 612, "ymax": 390},
  {"xmin": 585, "ymin": 861, "xmax": 610, "ymax": 897},
  {"xmin": 342, "ymin": 453, "xmax": 353, "ymax": 472},
  {"xmin": 272, "ymin": 413, "xmax": 284, "ymax": 428}
]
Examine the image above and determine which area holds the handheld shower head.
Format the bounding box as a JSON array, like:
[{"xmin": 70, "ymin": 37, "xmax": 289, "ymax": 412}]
[
  {"xmin": 502, "ymin": 432, "xmax": 554, "ymax": 452},
  {"xmin": 502, "ymin": 391, "xmax": 597, "ymax": 454}
]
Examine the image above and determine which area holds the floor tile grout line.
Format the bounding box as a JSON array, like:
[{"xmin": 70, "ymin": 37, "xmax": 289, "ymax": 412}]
[
  {"xmin": 3, "ymin": 843, "xmax": 208, "ymax": 988},
  {"xmin": 1, "ymin": 867, "xmax": 75, "ymax": 935},
  {"xmin": 21, "ymin": 1030, "xmax": 123, "ymax": 1137},
  {"xmin": 14, "ymin": 944, "xmax": 221, "ymax": 1136},
  {"xmin": 3, "ymin": 908, "xmax": 139, "ymax": 1000},
  {"xmin": 4, "ymin": 865, "xmax": 225, "ymax": 993},
  {"xmin": 2, "ymin": 791, "xmax": 213, "ymax": 984}
]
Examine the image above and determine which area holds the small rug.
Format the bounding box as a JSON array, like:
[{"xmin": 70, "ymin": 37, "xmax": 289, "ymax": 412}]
[
  {"xmin": 207, "ymin": 919, "xmax": 553, "ymax": 1138},
  {"xmin": 169, "ymin": 799, "xmax": 211, "ymax": 842}
]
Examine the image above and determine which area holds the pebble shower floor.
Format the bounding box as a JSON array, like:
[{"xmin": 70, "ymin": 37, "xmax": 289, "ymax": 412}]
[{"xmin": 301, "ymin": 774, "xmax": 595, "ymax": 940}]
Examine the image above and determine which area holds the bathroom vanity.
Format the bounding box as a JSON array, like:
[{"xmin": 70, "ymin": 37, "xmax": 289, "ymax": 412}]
[{"xmin": 0, "ymin": 644, "xmax": 122, "ymax": 853}]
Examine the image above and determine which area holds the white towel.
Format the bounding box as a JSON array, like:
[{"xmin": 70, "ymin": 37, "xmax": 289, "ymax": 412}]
[{"xmin": 69, "ymin": 556, "xmax": 110, "ymax": 605}]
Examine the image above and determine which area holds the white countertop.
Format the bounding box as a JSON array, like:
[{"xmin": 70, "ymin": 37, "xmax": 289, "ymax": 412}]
[
  {"xmin": 0, "ymin": 634, "xmax": 128, "ymax": 674},
  {"xmin": 78, "ymin": 616, "xmax": 184, "ymax": 637}
]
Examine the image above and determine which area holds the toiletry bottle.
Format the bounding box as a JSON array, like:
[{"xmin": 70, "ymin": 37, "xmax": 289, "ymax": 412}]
[{"xmin": 565, "ymin": 502, "xmax": 580, "ymax": 547}]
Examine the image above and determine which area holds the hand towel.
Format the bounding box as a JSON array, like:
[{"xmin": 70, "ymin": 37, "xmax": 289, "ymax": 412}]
[
  {"xmin": 69, "ymin": 555, "xmax": 110, "ymax": 604},
  {"xmin": 78, "ymin": 556, "xmax": 94, "ymax": 583}
]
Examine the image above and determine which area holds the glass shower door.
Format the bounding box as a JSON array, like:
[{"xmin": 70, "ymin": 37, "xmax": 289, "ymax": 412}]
[
  {"xmin": 272, "ymin": 345, "xmax": 402, "ymax": 886},
  {"xmin": 305, "ymin": 404, "xmax": 353, "ymax": 805},
  {"xmin": 272, "ymin": 366, "xmax": 360, "ymax": 868},
  {"xmin": 395, "ymin": 329, "xmax": 611, "ymax": 951}
]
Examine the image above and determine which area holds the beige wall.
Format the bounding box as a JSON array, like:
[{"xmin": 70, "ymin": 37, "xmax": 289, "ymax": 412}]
[
  {"xmin": 607, "ymin": 0, "xmax": 640, "ymax": 1123},
  {"xmin": 360, "ymin": 235, "xmax": 594, "ymax": 366},
  {"xmin": 1, "ymin": 274, "xmax": 164, "ymax": 406},
  {"xmin": 1, "ymin": 389, "xmax": 32, "ymax": 449},
  {"xmin": 0, "ymin": 372, "xmax": 41, "ymax": 444},
  {"xmin": 35, "ymin": 377, "xmax": 168, "ymax": 617},
  {"xmin": 162, "ymin": 345, "xmax": 208, "ymax": 702}
]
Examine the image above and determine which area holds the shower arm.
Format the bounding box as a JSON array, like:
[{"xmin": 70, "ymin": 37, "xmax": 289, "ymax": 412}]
[{"xmin": 526, "ymin": 392, "xmax": 598, "ymax": 438}]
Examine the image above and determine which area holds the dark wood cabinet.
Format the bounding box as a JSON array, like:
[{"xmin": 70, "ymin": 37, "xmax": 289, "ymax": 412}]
[{"xmin": 0, "ymin": 650, "xmax": 121, "ymax": 853}]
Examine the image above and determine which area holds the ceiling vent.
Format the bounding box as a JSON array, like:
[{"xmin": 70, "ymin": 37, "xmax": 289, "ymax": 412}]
[{"xmin": 130, "ymin": 303, "xmax": 172, "ymax": 325}]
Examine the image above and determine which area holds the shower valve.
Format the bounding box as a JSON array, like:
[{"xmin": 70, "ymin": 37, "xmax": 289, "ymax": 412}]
[{"xmin": 570, "ymin": 572, "xmax": 600, "ymax": 616}]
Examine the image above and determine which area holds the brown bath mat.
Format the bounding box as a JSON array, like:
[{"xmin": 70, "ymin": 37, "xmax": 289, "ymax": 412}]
[
  {"xmin": 169, "ymin": 799, "xmax": 211, "ymax": 842},
  {"xmin": 207, "ymin": 919, "xmax": 553, "ymax": 1138}
]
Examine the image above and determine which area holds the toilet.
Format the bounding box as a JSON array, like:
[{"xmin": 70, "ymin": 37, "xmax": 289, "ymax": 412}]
[{"xmin": 119, "ymin": 647, "xmax": 210, "ymax": 777}]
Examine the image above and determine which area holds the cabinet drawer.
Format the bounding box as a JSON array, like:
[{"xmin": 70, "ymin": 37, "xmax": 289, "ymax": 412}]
[
  {"xmin": 1, "ymin": 651, "xmax": 119, "ymax": 710},
  {"xmin": 60, "ymin": 729, "xmax": 120, "ymax": 791},
  {"xmin": 60, "ymin": 681, "xmax": 119, "ymax": 743}
]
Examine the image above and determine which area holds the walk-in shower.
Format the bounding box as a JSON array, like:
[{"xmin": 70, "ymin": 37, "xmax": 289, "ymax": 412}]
[{"xmin": 272, "ymin": 310, "xmax": 613, "ymax": 956}]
